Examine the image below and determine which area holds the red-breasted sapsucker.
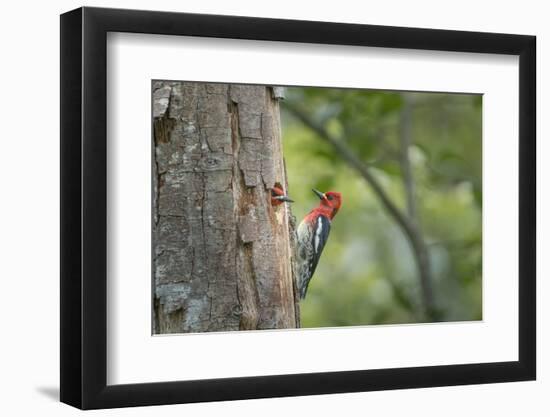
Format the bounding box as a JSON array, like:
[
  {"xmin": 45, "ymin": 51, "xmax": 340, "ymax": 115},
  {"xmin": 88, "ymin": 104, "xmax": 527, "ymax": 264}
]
[
  {"xmin": 296, "ymin": 189, "xmax": 342, "ymax": 299},
  {"xmin": 270, "ymin": 185, "xmax": 294, "ymax": 206}
]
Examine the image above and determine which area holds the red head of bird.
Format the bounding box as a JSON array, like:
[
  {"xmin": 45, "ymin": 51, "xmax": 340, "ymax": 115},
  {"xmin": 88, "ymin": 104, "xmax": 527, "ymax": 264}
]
[
  {"xmin": 270, "ymin": 185, "xmax": 294, "ymax": 206},
  {"xmin": 312, "ymin": 189, "xmax": 342, "ymax": 219}
]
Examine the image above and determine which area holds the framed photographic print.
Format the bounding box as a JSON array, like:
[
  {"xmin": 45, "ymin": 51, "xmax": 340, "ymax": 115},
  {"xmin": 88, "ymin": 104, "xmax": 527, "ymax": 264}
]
[{"xmin": 60, "ymin": 6, "xmax": 536, "ymax": 410}]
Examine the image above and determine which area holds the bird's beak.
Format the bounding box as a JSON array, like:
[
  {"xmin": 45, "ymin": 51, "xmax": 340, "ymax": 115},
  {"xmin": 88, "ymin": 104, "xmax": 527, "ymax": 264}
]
[
  {"xmin": 312, "ymin": 188, "xmax": 325, "ymax": 200},
  {"xmin": 274, "ymin": 195, "xmax": 294, "ymax": 203}
]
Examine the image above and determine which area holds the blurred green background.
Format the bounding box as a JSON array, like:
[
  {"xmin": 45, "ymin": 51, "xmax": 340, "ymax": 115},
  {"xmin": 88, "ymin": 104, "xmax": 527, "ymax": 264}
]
[{"xmin": 281, "ymin": 87, "xmax": 482, "ymax": 328}]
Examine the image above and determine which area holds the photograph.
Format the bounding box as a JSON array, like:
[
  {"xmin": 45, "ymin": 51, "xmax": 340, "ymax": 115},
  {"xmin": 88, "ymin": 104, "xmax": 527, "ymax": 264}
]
[
  {"xmin": 152, "ymin": 81, "xmax": 482, "ymax": 334},
  {"xmin": 56, "ymin": 5, "xmax": 537, "ymax": 410}
]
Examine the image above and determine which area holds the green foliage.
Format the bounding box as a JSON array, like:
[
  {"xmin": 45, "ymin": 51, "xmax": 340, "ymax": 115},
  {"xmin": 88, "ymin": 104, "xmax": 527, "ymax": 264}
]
[{"xmin": 282, "ymin": 87, "xmax": 482, "ymax": 327}]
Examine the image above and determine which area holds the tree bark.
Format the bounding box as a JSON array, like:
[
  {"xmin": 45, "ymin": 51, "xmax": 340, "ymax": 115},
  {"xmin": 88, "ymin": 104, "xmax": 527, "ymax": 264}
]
[{"xmin": 152, "ymin": 81, "xmax": 298, "ymax": 333}]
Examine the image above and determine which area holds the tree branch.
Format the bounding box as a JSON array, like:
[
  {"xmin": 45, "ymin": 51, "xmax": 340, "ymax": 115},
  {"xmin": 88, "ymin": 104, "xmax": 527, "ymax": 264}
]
[
  {"xmin": 399, "ymin": 94, "xmax": 417, "ymax": 219},
  {"xmin": 398, "ymin": 95, "xmax": 435, "ymax": 317}
]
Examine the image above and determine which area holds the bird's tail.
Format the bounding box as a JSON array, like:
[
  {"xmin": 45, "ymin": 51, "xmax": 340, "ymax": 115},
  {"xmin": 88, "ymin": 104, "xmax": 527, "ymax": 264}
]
[{"xmin": 298, "ymin": 277, "xmax": 311, "ymax": 300}]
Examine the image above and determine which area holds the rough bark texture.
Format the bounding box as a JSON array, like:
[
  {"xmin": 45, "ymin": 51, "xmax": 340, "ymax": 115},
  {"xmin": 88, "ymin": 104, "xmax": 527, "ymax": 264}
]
[{"xmin": 152, "ymin": 81, "xmax": 298, "ymax": 333}]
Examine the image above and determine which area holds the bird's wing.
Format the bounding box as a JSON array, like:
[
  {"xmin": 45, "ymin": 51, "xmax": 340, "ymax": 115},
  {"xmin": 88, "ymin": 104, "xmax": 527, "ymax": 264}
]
[
  {"xmin": 297, "ymin": 215, "xmax": 331, "ymax": 298},
  {"xmin": 310, "ymin": 215, "xmax": 331, "ymax": 277}
]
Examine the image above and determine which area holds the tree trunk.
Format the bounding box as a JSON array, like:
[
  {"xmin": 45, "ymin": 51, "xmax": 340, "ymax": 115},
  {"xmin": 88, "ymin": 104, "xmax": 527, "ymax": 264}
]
[{"xmin": 152, "ymin": 81, "xmax": 298, "ymax": 334}]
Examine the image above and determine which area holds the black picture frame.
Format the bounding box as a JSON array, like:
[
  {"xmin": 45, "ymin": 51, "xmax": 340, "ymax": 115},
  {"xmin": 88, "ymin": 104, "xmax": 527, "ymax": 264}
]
[{"xmin": 60, "ymin": 6, "xmax": 536, "ymax": 410}]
